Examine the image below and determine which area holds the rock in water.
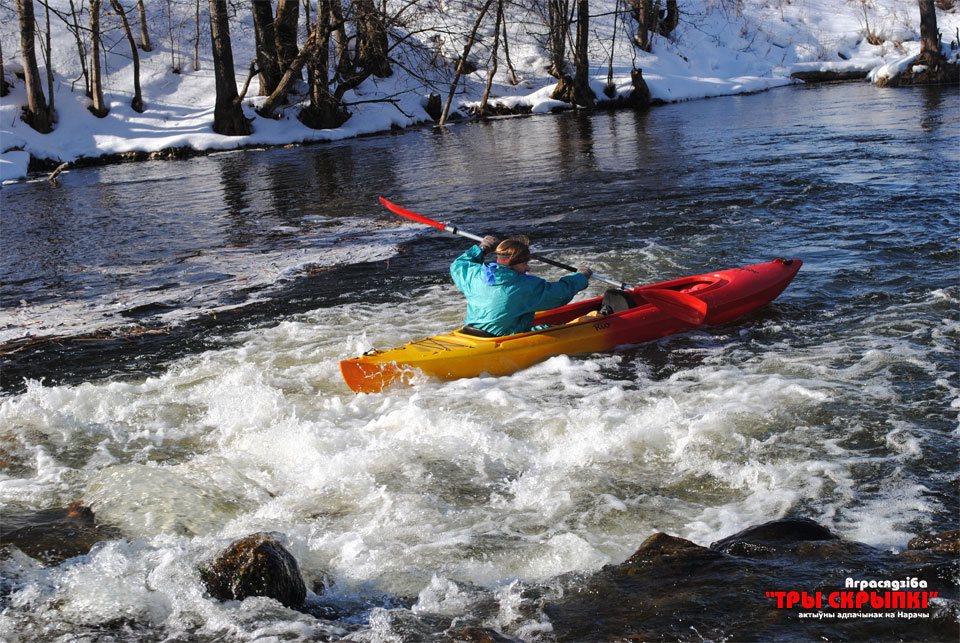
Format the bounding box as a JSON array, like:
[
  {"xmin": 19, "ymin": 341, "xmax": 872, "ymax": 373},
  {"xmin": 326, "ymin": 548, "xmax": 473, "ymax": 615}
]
[
  {"xmin": 0, "ymin": 501, "xmax": 120, "ymax": 565},
  {"xmin": 710, "ymin": 516, "xmax": 838, "ymax": 555},
  {"xmin": 908, "ymin": 530, "xmax": 960, "ymax": 554},
  {"xmin": 200, "ymin": 532, "xmax": 307, "ymax": 608},
  {"xmin": 543, "ymin": 518, "xmax": 958, "ymax": 641}
]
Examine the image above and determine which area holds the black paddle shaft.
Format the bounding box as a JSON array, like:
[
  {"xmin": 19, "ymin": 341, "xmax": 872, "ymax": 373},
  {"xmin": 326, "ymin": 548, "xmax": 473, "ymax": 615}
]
[{"xmin": 531, "ymin": 253, "xmax": 630, "ymax": 290}]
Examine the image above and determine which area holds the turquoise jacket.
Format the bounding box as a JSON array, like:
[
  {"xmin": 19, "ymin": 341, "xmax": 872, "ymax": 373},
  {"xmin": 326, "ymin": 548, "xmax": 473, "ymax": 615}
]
[{"xmin": 450, "ymin": 245, "xmax": 589, "ymax": 337}]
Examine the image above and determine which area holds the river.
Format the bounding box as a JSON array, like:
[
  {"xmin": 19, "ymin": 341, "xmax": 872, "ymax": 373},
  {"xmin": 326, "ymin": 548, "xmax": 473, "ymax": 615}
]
[{"xmin": 1, "ymin": 82, "xmax": 958, "ymax": 640}]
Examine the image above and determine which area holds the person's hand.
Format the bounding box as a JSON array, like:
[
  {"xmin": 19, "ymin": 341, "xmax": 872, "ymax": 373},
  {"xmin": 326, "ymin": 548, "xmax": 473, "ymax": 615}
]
[
  {"xmin": 479, "ymin": 235, "xmax": 498, "ymax": 253},
  {"xmin": 577, "ymin": 265, "xmax": 593, "ymax": 279}
]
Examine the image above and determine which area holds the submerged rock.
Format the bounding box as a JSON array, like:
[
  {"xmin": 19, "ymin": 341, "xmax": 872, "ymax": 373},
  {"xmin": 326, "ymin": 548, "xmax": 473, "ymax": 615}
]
[
  {"xmin": 908, "ymin": 530, "xmax": 960, "ymax": 555},
  {"xmin": 543, "ymin": 518, "xmax": 958, "ymax": 642},
  {"xmin": 0, "ymin": 501, "xmax": 120, "ymax": 565},
  {"xmin": 444, "ymin": 626, "xmax": 517, "ymax": 642},
  {"xmin": 200, "ymin": 532, "xmax": 307, "ymax": 608}
]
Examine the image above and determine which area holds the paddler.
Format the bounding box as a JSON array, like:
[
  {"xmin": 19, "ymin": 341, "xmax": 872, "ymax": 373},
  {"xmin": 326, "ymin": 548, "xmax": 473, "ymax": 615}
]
[{"xmin": 450, "ymin": 234, "xmax": 592, "ymax": 337}]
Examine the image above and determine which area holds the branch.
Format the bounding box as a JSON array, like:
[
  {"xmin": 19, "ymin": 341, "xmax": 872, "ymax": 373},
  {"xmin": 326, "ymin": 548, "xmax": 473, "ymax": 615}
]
[{"xmin": 237, "ymin": 60, "xmax": 258, "ymax": 103}]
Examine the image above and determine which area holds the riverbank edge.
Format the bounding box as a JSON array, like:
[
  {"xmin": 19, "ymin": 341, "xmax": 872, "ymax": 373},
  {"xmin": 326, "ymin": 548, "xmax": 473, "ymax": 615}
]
[{"xmin": 15, "ymin": 74, "xmax": 799, "ymax": 179}]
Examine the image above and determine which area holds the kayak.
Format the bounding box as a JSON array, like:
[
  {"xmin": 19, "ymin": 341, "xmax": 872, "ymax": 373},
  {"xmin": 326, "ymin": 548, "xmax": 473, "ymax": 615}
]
[{"xmin": 340, "ymin": 258, "xmax": 802, "ymax": 393}]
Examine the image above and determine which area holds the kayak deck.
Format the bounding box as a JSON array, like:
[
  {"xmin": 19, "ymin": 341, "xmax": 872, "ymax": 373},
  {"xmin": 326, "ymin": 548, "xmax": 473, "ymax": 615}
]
[{"xmin": 340, "ymin": 258, "xmax": 802, "ymax": 393}]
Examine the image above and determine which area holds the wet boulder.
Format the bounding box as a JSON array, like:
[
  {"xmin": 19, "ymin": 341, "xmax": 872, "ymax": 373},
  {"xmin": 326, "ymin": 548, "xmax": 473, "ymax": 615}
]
[
  {"xmin": 908, "ymin": 530, "xmax": 960, "ymax": 555},
  {"xmin": 544, "ymin": 519, "xmax": 958, "ymax": 641},
  {"xmin": 623, "ymin": 532, "xmax": 722, "ymax": 566},
  {"xmin": 0, "ymin": 501, "xmax": 120, "ymax": 565},
  {"xmin": 444, "ymin": 626, "xmax": 517, "ymax": 642},
  {"xmin": 200, "ymin": 532, "xmax": 307, "ymax": 608},
  {"xmin": 710, "ymin": 516, "xmax": 839, "ymax": 556}
]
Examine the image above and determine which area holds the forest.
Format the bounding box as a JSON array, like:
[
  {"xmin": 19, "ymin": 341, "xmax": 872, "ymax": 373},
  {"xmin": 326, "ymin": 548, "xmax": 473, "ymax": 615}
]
[{"xmin": 1, "ymin": 1, "xmax": 956, "ymax": 170}]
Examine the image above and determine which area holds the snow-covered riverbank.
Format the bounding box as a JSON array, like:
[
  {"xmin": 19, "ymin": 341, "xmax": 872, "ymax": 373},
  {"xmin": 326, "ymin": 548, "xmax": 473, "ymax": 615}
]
[{"xmin": 1, "ymin": 0, "xmax": 957, "ymax": 183}]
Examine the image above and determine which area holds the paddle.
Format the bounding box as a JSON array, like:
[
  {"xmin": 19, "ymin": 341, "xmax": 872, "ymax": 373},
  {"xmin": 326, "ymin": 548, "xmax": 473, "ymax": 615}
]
[{"xmin": 378, "ymin": 196, "xmax": 707, "ymax": 325}]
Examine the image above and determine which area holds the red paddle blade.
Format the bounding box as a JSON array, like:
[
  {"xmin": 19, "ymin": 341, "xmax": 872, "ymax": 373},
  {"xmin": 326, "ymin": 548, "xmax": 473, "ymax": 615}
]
[
  {"xmin": 379, "ymin": 196, "xmax": 446, "ymax": 231},
  {"xmin": 639, "ymin": 288, "xmax": 707, "ymax": 325}
]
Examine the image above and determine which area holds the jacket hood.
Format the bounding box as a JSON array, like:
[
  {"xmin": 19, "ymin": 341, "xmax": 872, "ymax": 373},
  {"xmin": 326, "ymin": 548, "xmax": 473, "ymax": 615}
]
[{"xmin": 482, "ymin": 262, "xmax": 526, "ymax": 286}]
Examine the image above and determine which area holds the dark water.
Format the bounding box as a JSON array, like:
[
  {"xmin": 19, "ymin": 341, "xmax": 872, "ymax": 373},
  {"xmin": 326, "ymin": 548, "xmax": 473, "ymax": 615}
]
[{"xmin": 0, "ymin": 83, "xmax": 958, "ymax": 641}]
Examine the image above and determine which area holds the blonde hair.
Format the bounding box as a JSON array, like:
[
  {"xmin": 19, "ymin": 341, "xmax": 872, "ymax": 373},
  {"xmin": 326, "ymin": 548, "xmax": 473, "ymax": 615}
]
[{"xmin": 495, "ymin": 236, "xmax": 531, "ymax": 265}]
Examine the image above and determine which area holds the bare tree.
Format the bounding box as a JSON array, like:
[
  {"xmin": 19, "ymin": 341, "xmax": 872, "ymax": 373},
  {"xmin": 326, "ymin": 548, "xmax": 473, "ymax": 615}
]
[
  {"xmin": 209, "ymin": 0, "xmax": 251, "ymax": 134},
  {"xmin": 439, "ymin": 0, "xmax": 496, "ymax": 126},
  {"xmin": 355, "ymin": 0, "xmax": 392, "ymax": 77},
  {"xmin": 546, "ymin": 0, "xmax": 571, "ymax": 78},
  {"xmin": 16, "ymin": 0, "xmax": 53, "ymax": 132},
  {"xmin": 136, "ymin": 0, "xmax": 152, "ymax": 50},
  {"xmin": 661, "ymin": 0, "xmax": 678, "ymax": 35},
  {"xmin": 259, "ymin": 27, "xmax": 318, "ymax": 116},
  {"xmin": 0, "ymin": 38, "xmax": 7, "ymax": 97},
  {"xmin": 275, "ymin": 0, "xmax": 300, "ymax": 78},
  {"xmin": 261, "ymin": 0, "xmax": 439, "ymax": 127},
  {"xmin": 110, "ymin": 0, "xmax": 145, "ymax": 111},
  {"xmin": 194, "ymin": 0, "xmax": 201, "ymax": 70},
  {"xmin": 478, "ymin": 0, "xmax": 505, "ymax": 115},
  {"xmin": 329, "ymin": 0, "xmax": 353, "ymax": 82},
  {"xmin": 300, "ymin": 0, "xmax": 348, "ymax": 128},
  {"xmin": 67, "ymin": 0, "xmax": 90, "ymax": 95},
  {"xmin": 499, "ymin": 4, "xmax": 519, "ymax": 85},
  {"xmin": 919, "ymin": 0, "xmax": 942, "ymax": 62},
  {"xmin": 89, "ymin": 0, "xmax": 109, "ymax": 116},
  {"xmin": 605, "ymin": 0, "xmax": 621, "ymax": 96},
  {"xmin": 253, "ymin": 0, "xmax": 283, "ymax": 95},
  {"xmin": 551, "ymin": 0, "xmax": 594, "ymax": 106},
  {"xmin": 42, "ymin": 0, "xmax": 54, "ymax": 117},
  {"xmin": 630, "ymin": 0, "xmax": 678, "ymax": 51},
  {"xmin": 167, "ymin": 0, "xmax": 182, "ymax": 71},
  {"xmin": 571, "ymin": 0, "xmax": 593, "ymax": 105}
]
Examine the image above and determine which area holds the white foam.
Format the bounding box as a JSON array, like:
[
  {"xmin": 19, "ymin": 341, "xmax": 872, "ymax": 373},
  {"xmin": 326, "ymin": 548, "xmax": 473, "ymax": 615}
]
[{"xmin": 0, "ymin": 259, "xmax": 953, "ymax": 636}]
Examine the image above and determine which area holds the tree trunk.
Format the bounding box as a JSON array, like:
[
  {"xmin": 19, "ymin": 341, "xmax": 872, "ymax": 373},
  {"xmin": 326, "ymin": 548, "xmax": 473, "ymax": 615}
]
[
  {"xmin": 209, "ymin": 0, "xmax": 251, "ymax": 135},
  {"xmin": 571, "ymin": 0, "xmax": 594, "ymax": 106},
  {"xmin": 300, "ymin": 0, "xmax": 348, "ymax": 129},
  {"xmin": 439, "ymin": 0, "xmax": 496, "ymax": 127},
  {"xmin": 110, "ymin": 0, "xmax": 145, "ymax": 112},
  {"xmin": 547, "ymin": 0, "xmax": 570, "ymax": 78},
  {"xmin": 275, "ymin": 0, "xmax": 301, "ymax": 80},
  {"xmin": 630, "ymin": 0, "xmax": 677, "ymax": 49},
  {"xmin": 630, "ymin": 0, "xmax": 655, "ymax": 52},
  {"xmin": 253, "ymin": 0, "xmax": 283, "ymax": 95},
  {"xmin": 355, "ymin": 0, "xmax": 392, "ymax": 78},
  {"xmin": 629, "ymin": 67, "xmax": 650, "ymax": 107},
  {"xmin": 194, "ymin": 0, "xmax": 201, "ymax": 70},
  {"xmin": 43, "ymin": 0, "xmax": 54, "ymax": 118},
  {"xmin": 478, "ymin": 0, "xmax": 504, "ymax": 116},
  {"xmin": 329, "ymin": 0, "xmax": 353, "ymax": 82},
  {"xmin": 500, "ymin": 4, "xmax": 519, "ymax": 85},
  {"xmin": 0, "ymin": 39, "xmax": 7, "ymax": 97},
  {"xmin": 137, "ymin": 0, "xmax": 152, "ymax": 51},
  {"xmin": 68, "ymin": 0, "xmax": 90, "ymax": 95},
  {"xmin": 167, "ymin": 0, "xmax": 181, "ymax": 71},
  {"xmin": 551, "ymin": 0, "xmax": 594, "ymax": 106},
  {"xmin": 605, "ymin": 0, "xmax": 619, "ymax": 96},
  {"xmin": 16, "ymin": 0, "xmax": 52, "ymax": 132},
  {"xmin": 660, "ymin": 0, "xmax": 678, "ymax": 37},
  {"xmin": 259, "ymin": 28, "xmax": 320, "ymax": 117},
  {"xmin": 89, "ymin": 0, "xmax": 109, "ymax": 117},
  {"xmin": 919, "ymin": 0, "xmax": 941, "ymax": 62}
]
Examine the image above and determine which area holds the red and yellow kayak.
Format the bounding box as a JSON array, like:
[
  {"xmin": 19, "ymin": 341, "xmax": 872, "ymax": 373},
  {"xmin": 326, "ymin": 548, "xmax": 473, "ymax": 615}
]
[{"xmin": 340, "ymin": 258, "xmax": 802, "ymax": 393}]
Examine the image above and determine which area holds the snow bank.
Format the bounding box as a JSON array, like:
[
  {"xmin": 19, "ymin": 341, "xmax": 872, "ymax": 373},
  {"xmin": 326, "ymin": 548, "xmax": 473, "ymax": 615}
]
[{"xmin": 0, "ymin": 0, "xmax": 957, "ymax": 183}]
